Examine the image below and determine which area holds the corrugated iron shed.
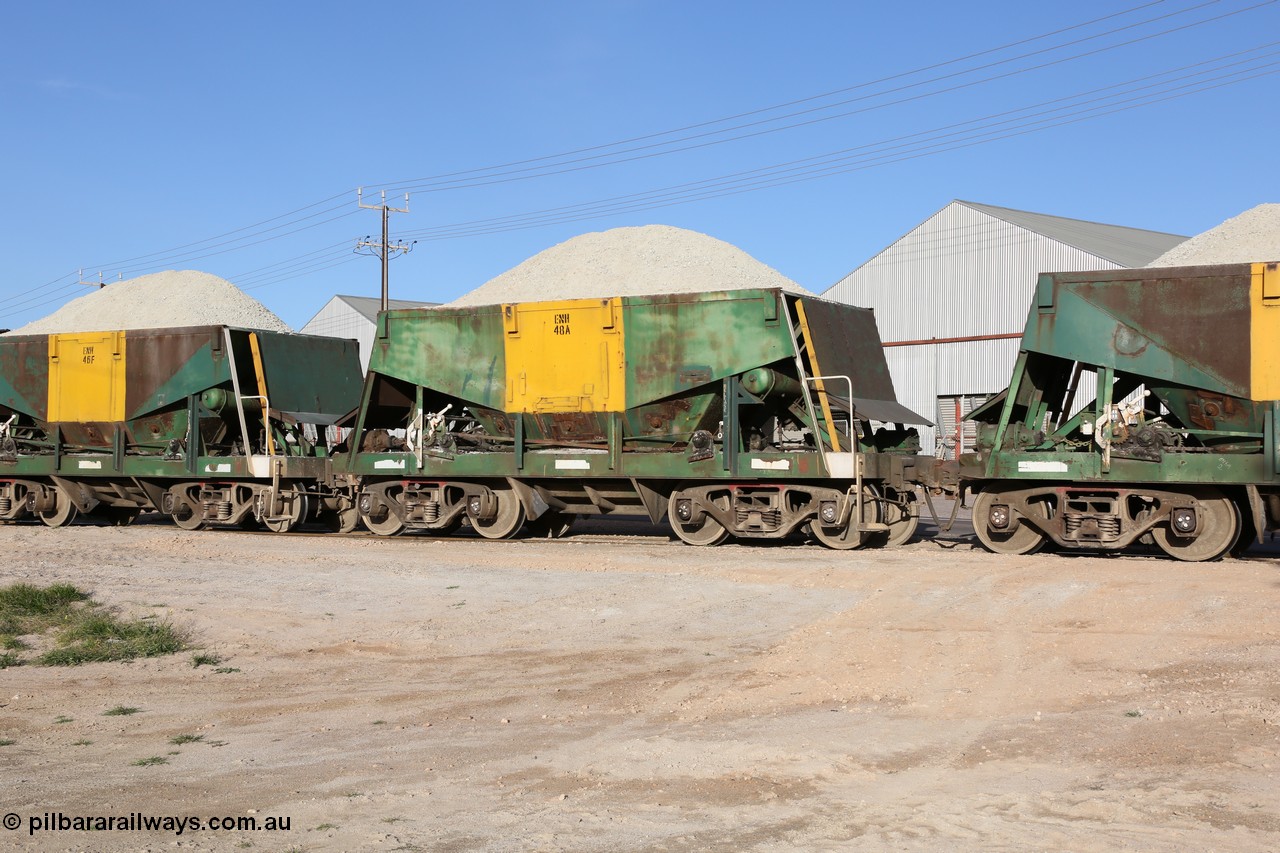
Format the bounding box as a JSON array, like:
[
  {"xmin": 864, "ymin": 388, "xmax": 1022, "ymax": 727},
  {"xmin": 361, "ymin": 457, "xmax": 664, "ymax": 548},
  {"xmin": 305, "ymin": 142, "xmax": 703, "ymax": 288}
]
[{"xmin": 959, "ymin": 201, "xmax": 1188, "ymax": 268}]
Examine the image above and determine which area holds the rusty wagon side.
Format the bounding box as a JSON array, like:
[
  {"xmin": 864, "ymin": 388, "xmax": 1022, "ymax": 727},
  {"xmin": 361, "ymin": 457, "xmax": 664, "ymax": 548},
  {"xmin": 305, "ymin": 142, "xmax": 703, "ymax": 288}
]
[
  {"xmin": 336, "ymin": 288, "xmax": 933, "ymax": 549},
  {"xmin": 0, "ymin": 326, "xmax": 362, "ymax": 531},
  {"xmin": 955, "ymin": 261, "xmax": 1280, "ymax": 561}
]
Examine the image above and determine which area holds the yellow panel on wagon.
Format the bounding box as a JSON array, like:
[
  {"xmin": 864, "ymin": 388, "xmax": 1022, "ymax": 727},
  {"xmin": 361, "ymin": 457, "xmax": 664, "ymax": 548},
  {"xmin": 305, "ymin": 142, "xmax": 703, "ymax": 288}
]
[
  {"xmin": 1250, "ymin": 262, "xmax": 1280, "ymax": 401},
  {"xmin": 47, "ymin": 331, "xmax": 127, "ymax": 422},
  {"xmin": 502, "ymin": 297, "xmax": 625, "ymax": 413}
]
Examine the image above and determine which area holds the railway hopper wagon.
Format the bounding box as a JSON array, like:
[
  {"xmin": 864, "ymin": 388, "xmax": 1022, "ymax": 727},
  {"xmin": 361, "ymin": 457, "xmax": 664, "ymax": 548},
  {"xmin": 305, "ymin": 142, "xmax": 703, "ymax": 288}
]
[
  {"xmin": 0, "ymin": 326, "xmax": 363, "ymax": 531},
  {"xmin": 958, "ymin": 262, "xmax": 1280, "ymax": 561},
  {"xmin": 342, "ymin": 288, "xmax": 932, "ymax": 548}
]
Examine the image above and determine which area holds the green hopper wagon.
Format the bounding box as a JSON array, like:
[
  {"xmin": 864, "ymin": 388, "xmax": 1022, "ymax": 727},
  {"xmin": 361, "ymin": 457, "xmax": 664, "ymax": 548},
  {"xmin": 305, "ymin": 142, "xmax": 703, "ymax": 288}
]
[
  {"xmin": 0, "ymin": 325, "xmax": 362, "ymax": 531},
  {"xmin": 959, "ymin": 261, "xmax": 1280, "ymax": 561},
  {"xmin": 341, "ymin": 288, "xmax": 932, "ymax": 548}
]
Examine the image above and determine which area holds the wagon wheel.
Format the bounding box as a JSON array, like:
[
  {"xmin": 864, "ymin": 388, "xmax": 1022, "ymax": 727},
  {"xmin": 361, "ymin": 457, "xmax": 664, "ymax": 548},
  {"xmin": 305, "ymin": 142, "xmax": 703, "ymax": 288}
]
[
  {"xmin": 470, "ymin": 488, "xmax": 525, "ymax": 540},
  {"xmin": 972, "ymin": 489, "xmax": 1047, "ymax": 556},
  {"xmin": 1230, "ymin": 501, "xmax": 1257, "ymax": 558},
  {"xmin": 882, "ymin": 486, "xmax": 920, "ymax": 547},
  {"xmin": 320, "ymin": 502, "xmax": 360, "ymax": 534},
  {"xmin": 361, "ymin": 490, "xmax": 407, "ymax": 536},
  {"xmin": 37, "ymin": 488, "xmax": 78, "ymax": 528},
  {"xmin": 169, "ymin": 489, "xmax": 204, "ymax": 531},
  {"xmin": 362, "ymin": 510, "xmax": 405, "ymax": 536},
  {"xmin": 810, "ymin": 485, "xmax": 880, "ymax": 551},
  {"xmin": 668, "ymin": 491, "xmax": 729, "ymax": 546},
  {"xmin": 262, "ymin": 492, "xmax": 308, "ymax": 534},
  {"xmin": 1151, "ymin": 488, "xmax": 1239, "ymax": 562},
  {"xmin": 523, "ymin": 511, "xmax": 575, "ymax": 539}
]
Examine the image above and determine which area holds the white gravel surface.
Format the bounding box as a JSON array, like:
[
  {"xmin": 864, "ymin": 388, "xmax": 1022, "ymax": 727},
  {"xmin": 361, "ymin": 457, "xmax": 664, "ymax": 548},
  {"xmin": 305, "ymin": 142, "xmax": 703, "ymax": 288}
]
[
  {"xmin": 7, "ymin": 270, "xmax": 292, "ymax": 335},
  {"xmin": 447, "ymin": 225, "xmax": 812, "ymax": 306},
  {"xmin": 1146, "ymin": 203, "xmax": 1280, "ymax": 267},
  {"xmin": 3, "ymin": 520, "xmax": 1280, "ymax": 852}
]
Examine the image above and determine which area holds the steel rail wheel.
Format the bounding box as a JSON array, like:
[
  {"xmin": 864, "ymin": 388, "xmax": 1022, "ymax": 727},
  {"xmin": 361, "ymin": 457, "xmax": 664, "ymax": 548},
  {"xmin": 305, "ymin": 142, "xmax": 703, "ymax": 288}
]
[
  {"xmin": 37, "ymin": 489, "xmax": 77, "ymax": 528},
  {"xmin": 263, "ymin": 492, "xmax": 308, "ymax": 534},
  {"xmin": 1229, "ymin": 502, "xmax": 1257, "ymax": 558},
  {"xmin": 170, "ymin": 492, "xmax": 204, "ymax": 531},
  {"xmin": 668, "ymin": 491, "xmax": 729, "ymax": 546},
  {"xmin": 810, "ymin": 485, "xmax": 880, "ymax": 550},
  {"xmin": 362, "ymin": 509, "xmax": 406, "ymax": 536},
  {"xmin": 1151, "ymin": 488, "xmax": 1239, "ymax": 562},
  {"xmin": 882, "ymin": 487, "xmax": 920, "ymax": 547},
  {"xmin": 321, "ymin": 504, "xmax": 360, "ymax": 534},
  {"xmin": 972, "ymin": 490, "xmax": 1047, "ymax": 556},
  {"xmin": 471, "ymin": 489, "xmax": 525, "ymax": 540}
]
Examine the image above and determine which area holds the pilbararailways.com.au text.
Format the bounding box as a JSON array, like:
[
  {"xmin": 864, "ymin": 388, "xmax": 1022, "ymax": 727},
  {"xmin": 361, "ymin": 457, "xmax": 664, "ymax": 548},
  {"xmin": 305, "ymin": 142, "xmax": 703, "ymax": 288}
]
[{"xmin": 6, "ymin": 811, "xmax": 291, "ymax": 836}]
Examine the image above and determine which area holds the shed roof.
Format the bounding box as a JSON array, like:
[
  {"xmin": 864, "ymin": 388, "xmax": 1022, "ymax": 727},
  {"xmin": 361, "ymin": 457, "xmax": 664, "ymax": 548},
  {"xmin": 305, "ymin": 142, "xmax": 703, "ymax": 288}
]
[
  {"xmin": 332, "ymin": 294, "xmax": 436, "ymax": 323},
  {"xmin": 958, "ymin": 201, "xmax": 1186, "ymax": 267}
]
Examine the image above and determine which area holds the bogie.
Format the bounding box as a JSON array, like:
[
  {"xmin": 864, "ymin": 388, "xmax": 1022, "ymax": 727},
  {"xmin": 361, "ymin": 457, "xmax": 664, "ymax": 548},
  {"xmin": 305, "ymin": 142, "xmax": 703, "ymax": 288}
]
[{"xmin": 969, "ymin": 482, "xmax": 1245, "ymax": 562}]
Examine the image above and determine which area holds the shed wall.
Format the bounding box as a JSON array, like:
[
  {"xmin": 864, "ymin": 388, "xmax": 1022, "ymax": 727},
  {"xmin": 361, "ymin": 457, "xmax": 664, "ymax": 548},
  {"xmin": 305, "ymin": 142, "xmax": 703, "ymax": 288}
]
[
  {"xmin": 300, "ymin": 300, "xmax": 378, "ymax": 372},
  {"xmin": 827, "ymin": 202, "xmax": 1125, "ymax": 453}
]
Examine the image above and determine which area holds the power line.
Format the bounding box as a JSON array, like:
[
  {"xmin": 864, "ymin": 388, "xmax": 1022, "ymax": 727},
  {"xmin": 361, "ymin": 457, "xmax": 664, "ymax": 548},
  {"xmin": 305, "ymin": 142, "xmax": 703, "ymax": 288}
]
[
  {"xmin": 4, "ymin": 1, "xmax": 1274, "ymax": 322},
  {"xmin": 50, "ymin": 2, "xmax": 1237, "ymax": 279},
  {"xmin": 391, "ymin": 45, "xmax": 1280, "ymax": 240},
  {"xmin": 72, "ymin": 0, "xmax": 1275, "ymax": 282},
  {"xmin": 360, "ymin": 0, "xmax": 1195, "ymax": 193},
  {"xmin": 197, "ymin": 53, "xmax": 1280, "ymax": 297},
  {"xmin": 374, "ymin": 0, "xmax": 1255, "ymax": 196},
  {"xmin": 97, "ymin": 44, "xmax": 1280, "ymax": 296}
]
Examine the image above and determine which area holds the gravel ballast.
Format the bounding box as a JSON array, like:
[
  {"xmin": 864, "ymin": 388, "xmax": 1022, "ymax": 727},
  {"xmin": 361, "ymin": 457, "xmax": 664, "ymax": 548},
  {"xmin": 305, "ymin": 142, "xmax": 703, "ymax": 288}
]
[
  {"xmin": 1146, "ymin": 203, "xmax": 1280, "ymax": 267},
  {"xmin": 8, "ymin": 270, "xmax": 292, "ymax": 335},
  {"xmin": 447, "ymin": 224, "xmax": 812, "ymax": 307}
]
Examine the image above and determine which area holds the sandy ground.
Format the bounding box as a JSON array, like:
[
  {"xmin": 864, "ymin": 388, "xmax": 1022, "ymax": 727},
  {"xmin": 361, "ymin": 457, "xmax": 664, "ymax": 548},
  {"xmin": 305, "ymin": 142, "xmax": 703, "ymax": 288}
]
[{"xmin": 1, "ymin": 509, "xmax": 1278, "ymax": 852}]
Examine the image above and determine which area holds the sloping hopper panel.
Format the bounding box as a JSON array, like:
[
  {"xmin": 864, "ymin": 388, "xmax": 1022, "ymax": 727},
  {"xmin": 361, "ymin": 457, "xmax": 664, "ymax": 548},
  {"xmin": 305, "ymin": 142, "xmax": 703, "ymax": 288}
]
[
  {"xmin": 622, "ymin": 289, "xmax": 795, "ymax": 409},
  {"xmin": 1024, "ymin": 265, "xmax": 1254, "ymax": 399},
  {"xmin": 372, "ymin": 306, "xmax": 507, "ymax": 411},
  {"xmin": 798, "ymin": 296, "xmax": 929, "ymax": 425},
  {"xmin": 0, "ymin": 335, "xmax": 54, "ymax": 420},
  {"xmin": 123, "ymin": 327, "xmax": 226, "ymax": 419},
  {"xmin": 251, "ymin": 329, "xmax": 364, "ymax": 420}
]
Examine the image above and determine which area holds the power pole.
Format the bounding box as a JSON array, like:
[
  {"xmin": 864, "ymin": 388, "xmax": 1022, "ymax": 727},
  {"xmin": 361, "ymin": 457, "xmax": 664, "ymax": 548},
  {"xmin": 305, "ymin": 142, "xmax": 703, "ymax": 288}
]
[
  {"xmin": 356, "ymin": 188, "xmax": 414, "ymax": 312},
  {"xmin": 78, "ymin": 270, "xmax": 123, "ymax": 289}
]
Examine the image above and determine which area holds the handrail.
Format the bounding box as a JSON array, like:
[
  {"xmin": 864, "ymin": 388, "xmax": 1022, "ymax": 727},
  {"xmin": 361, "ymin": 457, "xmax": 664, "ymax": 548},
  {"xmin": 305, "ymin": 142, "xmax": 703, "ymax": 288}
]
[{"xmin": 805, "ymin": 374, "xmax": 855, "ymax": 450}]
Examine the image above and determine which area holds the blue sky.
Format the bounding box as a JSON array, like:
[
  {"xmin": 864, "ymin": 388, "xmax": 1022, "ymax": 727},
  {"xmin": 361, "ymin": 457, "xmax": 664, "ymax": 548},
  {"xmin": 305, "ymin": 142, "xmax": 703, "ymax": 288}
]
[{"xmin": 2, "ymin": 1, "xmax": 1277, "ymax": 331}]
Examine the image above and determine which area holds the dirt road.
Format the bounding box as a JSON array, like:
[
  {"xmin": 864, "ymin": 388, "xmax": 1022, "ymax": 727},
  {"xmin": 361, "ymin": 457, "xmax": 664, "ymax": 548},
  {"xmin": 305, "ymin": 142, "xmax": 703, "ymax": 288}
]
[{"xmin": 1, "ymin": 516, "xmax": 1278, "ymax": 851}]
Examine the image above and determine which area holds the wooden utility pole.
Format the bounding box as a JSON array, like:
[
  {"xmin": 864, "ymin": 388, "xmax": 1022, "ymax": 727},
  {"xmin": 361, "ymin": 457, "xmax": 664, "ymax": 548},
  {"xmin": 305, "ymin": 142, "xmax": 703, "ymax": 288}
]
[{"xmin": 356, "ymin": 189, "xmax": 413, "ymax": 311}]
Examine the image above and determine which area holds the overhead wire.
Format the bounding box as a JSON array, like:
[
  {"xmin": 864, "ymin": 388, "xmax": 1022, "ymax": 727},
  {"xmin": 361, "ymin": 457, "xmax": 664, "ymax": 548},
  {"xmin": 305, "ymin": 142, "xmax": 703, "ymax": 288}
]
[
  {"xmin": 392, "ymin": 44, "xmax": 1280, "ymax": 239},
  {"xmin": 123, "ymin": 43, "xmax": 1280, "ymax": 295},
  {"xmin": 220, "ymin": 54, "xmax": 1280, "ymax": 297},
  {"xmin": 99, "ymin": 1, "xmax": 1280, "ymax": 281},
  {"xmin": 361, "ymin": 0, "xmax": 1194, "ymax": 191},
  {"xmin": 69, "ymin": 1, "xmax": 1233, "ymax": 272},
  {"xmin": 3, "ymin": 0, "xmax": 1274, "ymax": 321},
  {"xmin": 374, "ymin": 0, "xmax": 1256, "ymax": 195}
]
